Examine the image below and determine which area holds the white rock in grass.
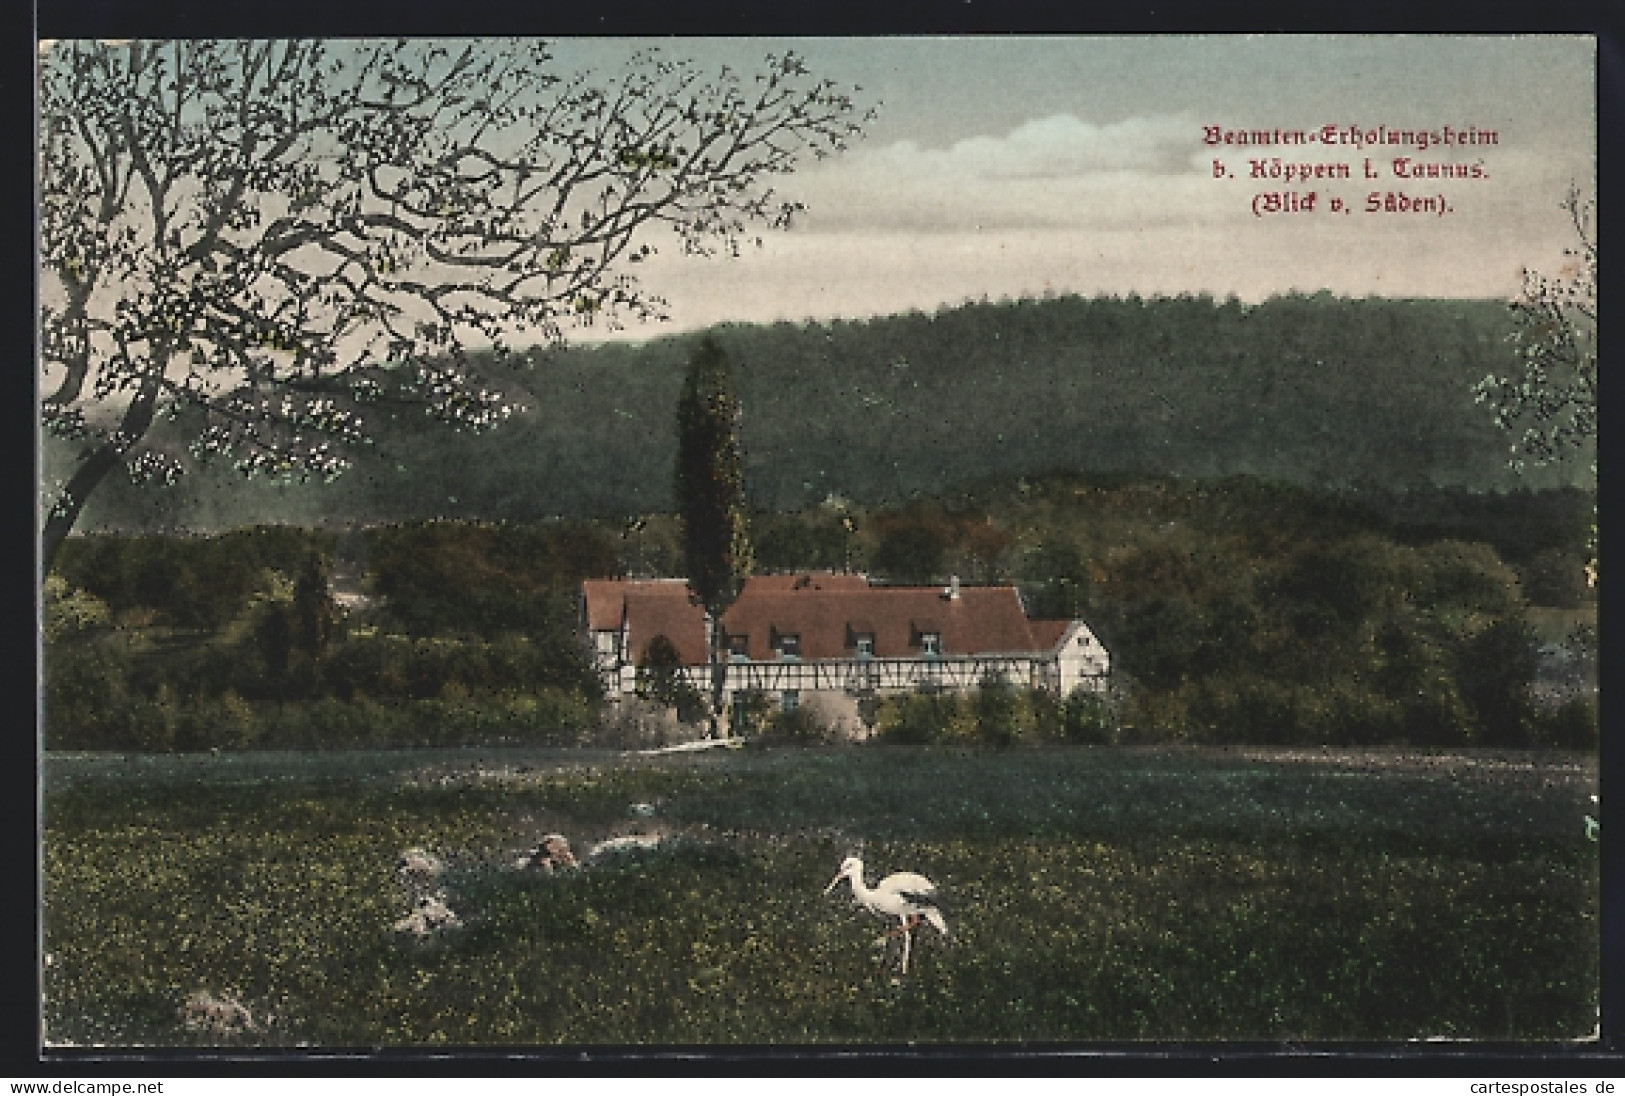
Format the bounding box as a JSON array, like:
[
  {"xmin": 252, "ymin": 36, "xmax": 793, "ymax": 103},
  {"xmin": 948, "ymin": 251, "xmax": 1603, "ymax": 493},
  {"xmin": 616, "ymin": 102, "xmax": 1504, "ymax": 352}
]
[
  {"xmin": 180, "ymin": 990, "xmax": 256, "ymax": 1035},
  {"xmin": 397, "ymin": 847, "xmax": 445, "ymax": 881},
  {"xmin": 516, "ymin": 833, "xmax": 578, "ymax": 872},
  {"xmin": 536, "ymin": 832, "xmax": 581, "ymax": 865},
  {"xmin": 586, "ymin": 834, "xmax": 664, "ymax": 862},
  {"xmin": 392, "ymin": 894, "xmax": 462, "ymax": 937}
]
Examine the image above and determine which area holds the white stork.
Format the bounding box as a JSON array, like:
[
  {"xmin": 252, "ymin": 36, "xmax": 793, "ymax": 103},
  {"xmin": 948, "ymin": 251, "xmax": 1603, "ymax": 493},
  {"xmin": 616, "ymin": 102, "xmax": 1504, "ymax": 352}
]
[{"xmin": 824, "ymin": 856, "xmax": 950, "ymax": 975}]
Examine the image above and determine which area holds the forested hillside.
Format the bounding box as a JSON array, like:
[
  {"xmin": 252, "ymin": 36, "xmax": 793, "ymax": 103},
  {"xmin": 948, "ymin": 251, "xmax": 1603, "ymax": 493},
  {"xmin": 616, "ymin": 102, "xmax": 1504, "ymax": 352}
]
[{"xmin": 51, "ymin": 293, "xmax": 1588, "ymax": 533}]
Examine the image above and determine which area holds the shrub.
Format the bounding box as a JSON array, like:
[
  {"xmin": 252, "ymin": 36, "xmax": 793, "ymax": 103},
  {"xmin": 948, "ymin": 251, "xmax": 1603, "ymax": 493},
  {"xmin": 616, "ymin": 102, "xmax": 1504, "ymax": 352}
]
[
  {"xmin": 1519, "ymin": 547, "xmax": 1590, "ymax": 609},
  {"xmin": 591, "ymin": 698, "xmax": 693, "ymax": 750},
  {"xmin": 873, "ymin": 688, "xmax": 961, "ymax": 745},
  {"xmin": 1454, "ymin": 617, "xmax": 1540, "ymax": 746},
  {"xmin": 1117, "ymin": 686, "xmax": 1190, "ymax": 745},
  {"xmin": 1535, "ymin": 696, "xmax": 1599, "ymax": 751},
  {"xmin": 51, "ymin": 527, "xmax": 331, "ymax": 630},
  {"xmin": 321, "ymin": 633, "xmax": 597, "ymax": 703},
  {"xmin": 1191, "ymin": 676, "xmax": 1298, "ymax": 745},
  {"xmin": 972, "ymin": 672, "xmax": 1026, "ymax": 748},
  {"xmin": 757, "ymin": 705, "xmax": 836, "ymax": 747},
  {"xmin": 1415, "ymin": 540, "xmax": 1524, "ymax": 617},
  {"xmin": 728, "ymin": 690, "xmax": 773, "ymax": 738},
  {"xmin": 127, "ymin": 684, "xmax": 180, "ymax": 752},
  {"xmin": 43, "ymin": 637, "xmax": 137, "ymax": 749},
  {"xmin": 635, "ymin": 635, "xmax": 708, "ymax": 724},
  {"xmin": 1399, "ymin": 672, "xmax": 1475, "ymax": 747},
  {"xmin": 1058, "ymin": 688, "xmax": 1117, "ymax": 745},
  {"xmin": 42, "ymin": 576, "xmax": 113, "ymax": 642}
]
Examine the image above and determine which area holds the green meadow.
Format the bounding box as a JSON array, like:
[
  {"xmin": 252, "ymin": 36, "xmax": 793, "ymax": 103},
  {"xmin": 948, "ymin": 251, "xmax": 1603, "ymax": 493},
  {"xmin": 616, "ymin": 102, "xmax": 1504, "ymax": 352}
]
[{"xmin": 42, "ymin": 744, "xmax": 1597, "ymax": 1046}]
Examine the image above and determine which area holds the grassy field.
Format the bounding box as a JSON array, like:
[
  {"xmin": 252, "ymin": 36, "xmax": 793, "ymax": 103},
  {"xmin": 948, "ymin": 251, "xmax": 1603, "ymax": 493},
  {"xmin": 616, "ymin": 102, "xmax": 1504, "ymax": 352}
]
[{"xmin": 41, "ymin": 745, "xmax": 1597, "ymax": 1046}]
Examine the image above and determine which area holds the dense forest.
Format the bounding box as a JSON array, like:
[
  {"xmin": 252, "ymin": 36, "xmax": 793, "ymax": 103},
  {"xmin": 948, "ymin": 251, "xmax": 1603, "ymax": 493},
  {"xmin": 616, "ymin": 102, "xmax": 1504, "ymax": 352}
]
[
  {"xmin": 44, "ymin": 473, "xmax": 1596, "ymax": 753},
  {"xmin": 50, "ymin": 293, "xmax": 1589, "ymax": 534}
]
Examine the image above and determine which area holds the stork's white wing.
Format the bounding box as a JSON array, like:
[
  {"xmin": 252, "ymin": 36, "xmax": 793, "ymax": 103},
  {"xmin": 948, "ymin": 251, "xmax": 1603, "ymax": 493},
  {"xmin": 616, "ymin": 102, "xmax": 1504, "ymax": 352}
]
[{"xmin": 880, "ymin": 872, "xmax": 938, "ymax": 900}]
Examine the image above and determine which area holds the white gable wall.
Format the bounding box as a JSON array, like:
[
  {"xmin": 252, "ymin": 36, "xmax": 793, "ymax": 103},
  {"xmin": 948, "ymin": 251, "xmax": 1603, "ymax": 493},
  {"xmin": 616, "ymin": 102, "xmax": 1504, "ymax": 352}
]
[{"xmin": 1056, "ymin": 622, "xmax": 1111, "ymax": 695}]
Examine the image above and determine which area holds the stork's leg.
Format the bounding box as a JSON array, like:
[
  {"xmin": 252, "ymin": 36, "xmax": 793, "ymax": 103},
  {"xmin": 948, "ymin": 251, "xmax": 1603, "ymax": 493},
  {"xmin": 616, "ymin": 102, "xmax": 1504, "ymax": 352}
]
[{"xmin": 900, "ymin": 921, "xmax": 912, "ymax": 975}]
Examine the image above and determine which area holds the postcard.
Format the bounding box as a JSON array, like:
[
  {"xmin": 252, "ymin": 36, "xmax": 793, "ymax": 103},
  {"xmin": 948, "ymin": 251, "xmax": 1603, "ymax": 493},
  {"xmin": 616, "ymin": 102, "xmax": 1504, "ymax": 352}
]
[{"xmin": 37, "ymin": 35, "xmax": 1599, "ymax": 1053}]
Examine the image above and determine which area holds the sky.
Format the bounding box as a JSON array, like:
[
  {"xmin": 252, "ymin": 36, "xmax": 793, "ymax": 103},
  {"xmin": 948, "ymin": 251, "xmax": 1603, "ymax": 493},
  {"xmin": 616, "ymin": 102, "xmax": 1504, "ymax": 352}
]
[{"xmin": 540, "ymin": 35, "xmax": 1596, "ymax": 338}]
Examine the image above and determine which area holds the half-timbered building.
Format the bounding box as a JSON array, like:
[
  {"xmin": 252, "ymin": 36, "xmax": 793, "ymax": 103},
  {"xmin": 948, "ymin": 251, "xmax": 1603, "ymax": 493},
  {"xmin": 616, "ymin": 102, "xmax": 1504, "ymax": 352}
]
[{"xmin": 580, "ymin": 572, "xmax": 1109, "ymax": 735}]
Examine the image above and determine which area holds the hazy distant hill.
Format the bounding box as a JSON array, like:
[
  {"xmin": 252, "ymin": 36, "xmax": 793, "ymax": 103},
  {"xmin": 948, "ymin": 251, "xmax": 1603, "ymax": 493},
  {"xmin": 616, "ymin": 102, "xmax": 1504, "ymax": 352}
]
[{"xmin": 55, "ymin": 292, "xmax": 1590, "ymax": 532}]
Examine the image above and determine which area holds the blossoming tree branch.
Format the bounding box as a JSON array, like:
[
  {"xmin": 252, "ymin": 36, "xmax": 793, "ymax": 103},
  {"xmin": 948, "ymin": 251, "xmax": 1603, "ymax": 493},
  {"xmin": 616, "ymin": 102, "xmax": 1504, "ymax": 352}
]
[{"xmin": 39, "ymin": 38, "xmax": 873, "ymax": 569}]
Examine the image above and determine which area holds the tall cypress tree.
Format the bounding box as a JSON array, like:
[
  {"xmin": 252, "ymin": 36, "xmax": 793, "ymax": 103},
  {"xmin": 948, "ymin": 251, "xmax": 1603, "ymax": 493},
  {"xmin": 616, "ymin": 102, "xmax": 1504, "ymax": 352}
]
[
  {"xmin": 291, "ymin": 550, "xmax": 335, "ymax": 662},
  {"xmin": 674, "ymin": 336, "xmax": 754, "ymax": 737}
]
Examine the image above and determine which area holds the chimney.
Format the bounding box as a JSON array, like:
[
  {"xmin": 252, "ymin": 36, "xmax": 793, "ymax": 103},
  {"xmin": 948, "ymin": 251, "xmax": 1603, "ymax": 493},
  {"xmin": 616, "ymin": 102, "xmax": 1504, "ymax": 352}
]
[{"xmin": 943, "ymin": 574, "xmax": 960, "ymax": 600}]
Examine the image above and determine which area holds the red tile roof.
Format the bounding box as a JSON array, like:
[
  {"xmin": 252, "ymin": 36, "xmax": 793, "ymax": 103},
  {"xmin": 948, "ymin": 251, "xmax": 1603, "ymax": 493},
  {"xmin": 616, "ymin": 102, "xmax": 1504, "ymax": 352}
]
[
  {"xmin": 584, "ymin": 573, "xmax": 1067, "ymax": 666},
  {"xmin": 722, "ymin": 583, "xmax": 1039, "ymax": 661},
  {"xmin": 623, "ymin": 588, "xmax": 709, "ymax": 666},
  {"xmin": 581, "ymin": 578, "xmax": 691, "ymax": 631},
  {"xmin": 1027, "ymin": 619, "xmax": 1075, "ymax": 651}
]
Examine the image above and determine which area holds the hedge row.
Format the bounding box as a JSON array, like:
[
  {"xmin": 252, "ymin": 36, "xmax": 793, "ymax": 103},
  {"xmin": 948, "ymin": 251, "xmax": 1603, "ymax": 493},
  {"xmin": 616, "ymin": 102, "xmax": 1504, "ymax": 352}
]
[{"xmin": 43, "ymin": 690, "xmax": 600, "ymax": 753}]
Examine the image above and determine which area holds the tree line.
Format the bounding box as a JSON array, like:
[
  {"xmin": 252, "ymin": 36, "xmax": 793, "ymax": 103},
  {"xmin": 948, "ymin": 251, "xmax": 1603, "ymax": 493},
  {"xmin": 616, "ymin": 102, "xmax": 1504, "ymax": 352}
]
[{"xmin": 43, "ymin": 472, "xmax": 1595, "ymax": 752}]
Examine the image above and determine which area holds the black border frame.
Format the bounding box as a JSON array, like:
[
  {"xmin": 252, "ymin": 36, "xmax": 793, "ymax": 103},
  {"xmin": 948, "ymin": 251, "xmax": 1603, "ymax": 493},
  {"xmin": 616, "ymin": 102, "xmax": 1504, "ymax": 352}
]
[{"xmin": 14, "ymin": 0, "xmax": 1623, "ymax": 1077}]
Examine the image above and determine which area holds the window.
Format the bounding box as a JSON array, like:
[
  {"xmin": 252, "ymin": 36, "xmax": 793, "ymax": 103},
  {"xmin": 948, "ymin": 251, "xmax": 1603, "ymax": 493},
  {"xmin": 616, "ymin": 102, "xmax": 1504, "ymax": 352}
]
[
  {"xmin": 920, "ymin": 632, "xmax": 942, "ymax": 657},
  {"xmin": 728, "ymin": 634, "xmax": 749, "ymax": 661},
  {"xmin": 855, "ymin": 634, "xmax": 875, "ymax": 659},
  {"xmin": 780, "ymin": 690, "xmax": 800, "ymax": 712},
  {"xmin": 777, "ymin": 633, "xmax": 801, "ymax": 660}
]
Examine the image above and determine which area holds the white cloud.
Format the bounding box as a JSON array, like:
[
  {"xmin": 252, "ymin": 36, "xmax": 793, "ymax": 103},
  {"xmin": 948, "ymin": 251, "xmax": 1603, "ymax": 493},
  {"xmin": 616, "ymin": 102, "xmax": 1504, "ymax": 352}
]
[
  {"xmin": 943, "ymin": 113, "xmax": 1199, "ymax": 179},
  {"xmin": 787, "ymin": 112, "xmax": 1218, "ymax": 236},
  {"xmin": 837, "ymin": 112, "xmax": 1200, "ymax": 184}
]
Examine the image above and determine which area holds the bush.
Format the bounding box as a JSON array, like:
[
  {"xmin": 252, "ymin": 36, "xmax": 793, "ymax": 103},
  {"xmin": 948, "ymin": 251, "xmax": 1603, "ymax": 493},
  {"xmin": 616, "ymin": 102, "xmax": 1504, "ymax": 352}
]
[
  {"xmin": 972, "ymin": 673, "xmax": 1026, "ymax": 748},
  {"xmin": 43, "ymin": 637, "xmax": 138, "ymax": 750},
  {"xmin": 635, "ymin": 635, "xmax": 708, "ymax": 724},
  {"xmin": 1415, "ymin": 540, "xmax": 1524, "ymax": 617},
  {"xmin": 1454, "ymin": 618, "xmax": 1540, "ymax": 746},
  {"xmin": 728, "ymin": 690, "xmax": 773, "ymax": 739},
  {"xmin": 756, "ymin": 705, "xmax": 836, "ymax": 747},
  {"xmin": 42, "ymin": 576, "xmax": 113, "ymax": 642},
  {"xmin": 51, "ymin": 527, "xmax": 331, "ymax": 630},
  {"xmin": 873, "ymin": 688, "xmax": 961, "ymax": 745},
  {"xmin": 1191, "ymin": 676, "xmax": 1298, "ymax": 745},
  {"xmin": 322, "ymin": 633, "xmax": 597, "ymax": 702},
  {"xmin": 1519, "ymin": 548, "xmax": 1590, "ymax": 609},
  {"xmin": 1534, "ymin": 697, "xmax": 1598, "ymax": 751},
  {"xmin": 1399, "ymin": 672, "xmax": 1475, "ymax": 747},
  {"xmin": 1117, "ymin": 687, "xmax": 1190, "ymax": 745},
  {"xmin": 1059, "ymin": 688, "xmax": 1117, "ymax": 745},
  {"xmin": 590, "ymin": 698, "xmax": 702, "ymax": 750}
]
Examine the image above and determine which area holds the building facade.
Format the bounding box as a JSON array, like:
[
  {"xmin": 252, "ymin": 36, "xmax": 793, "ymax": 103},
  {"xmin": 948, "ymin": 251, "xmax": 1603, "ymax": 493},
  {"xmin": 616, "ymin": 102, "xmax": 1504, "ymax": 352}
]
[{"xmin": 581, "ymin": 572, "xmax": 1110, "ymax": 734}]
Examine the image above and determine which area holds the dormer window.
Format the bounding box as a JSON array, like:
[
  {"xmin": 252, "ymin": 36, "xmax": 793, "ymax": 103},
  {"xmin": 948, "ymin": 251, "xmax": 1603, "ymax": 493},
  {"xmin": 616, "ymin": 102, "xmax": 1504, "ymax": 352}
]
[
  {"xmin": 776, "ymin": 633, "xmax": 801, "ymax": 660},
  {"xmin": 728, "ymin": 634, "xmax": 749, "ymax": 661},
  {"xmin": 920, "ymin": 632, "xmax": 941, "ymax": 658},
  {"xmin": 854, "ymin": 634, "xmax": 875, "ymax": 660}
]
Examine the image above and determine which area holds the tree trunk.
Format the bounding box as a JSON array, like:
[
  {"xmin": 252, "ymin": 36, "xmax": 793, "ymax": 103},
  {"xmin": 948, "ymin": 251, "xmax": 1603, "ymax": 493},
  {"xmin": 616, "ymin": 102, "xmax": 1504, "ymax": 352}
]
[
  {"xmin": 708, "ymin": 615, "xmax": 727, "ymax": 739},
  {"xmin": 41, "ymin": 378, "xmax": 162, "ymax": 574}
]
